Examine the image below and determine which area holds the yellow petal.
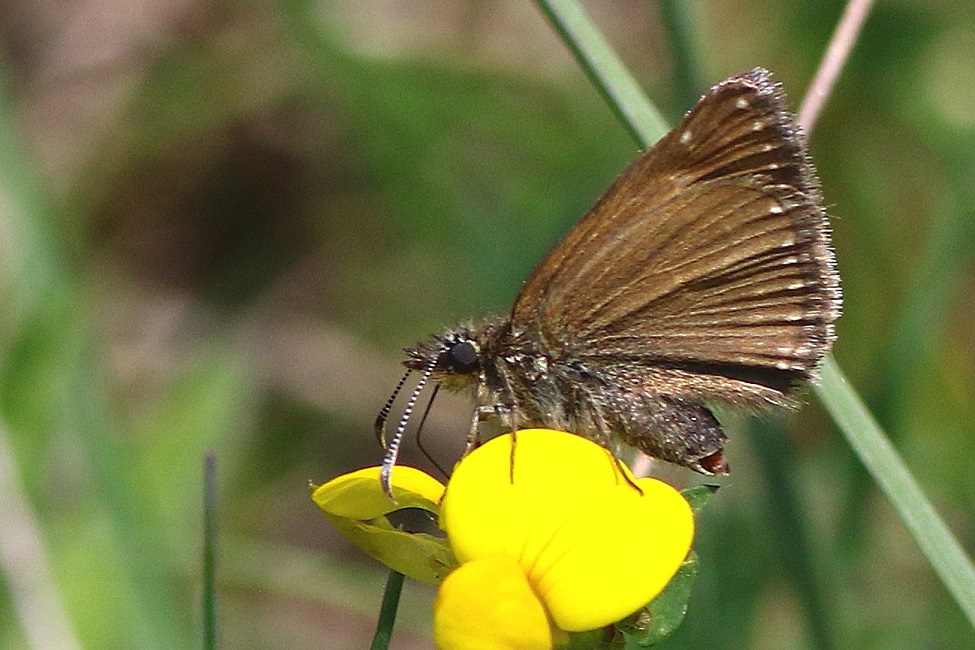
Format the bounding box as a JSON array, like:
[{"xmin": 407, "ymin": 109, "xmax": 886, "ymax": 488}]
[
  {"xmin": 434, "ymin": 556, "xmax": 553, "ymax": 650},
  {"xmin": 530, "ymin": 478, "xmax": 694, "ymax": 631},
  {"xmin": 441, "ymin": 430, "xmax": 624, "ymax": 564},
  {"xmin": 312, "ymin": 466, "xmax": 453, "ymax": 584},
  {"xmin": 312, "ymin": 466, "xmax": 444, "ymax": 519},
  {"xmin": 448, "ymin": 429, "xmax": 623, "ymax": 494}
]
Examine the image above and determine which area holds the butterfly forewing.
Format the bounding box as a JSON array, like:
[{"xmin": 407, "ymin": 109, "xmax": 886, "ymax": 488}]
[{"xmin": 509, "ymin": 69, "xmax": 840, "ymax": 402}]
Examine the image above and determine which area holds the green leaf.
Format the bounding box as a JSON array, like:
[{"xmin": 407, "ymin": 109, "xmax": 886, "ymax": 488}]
[
  {"xmin": 681, "ymin": 485, "xmax": 719, "ymax": 515},
  {"xmin": 618, "ymin": 553, "xmax": 700, "ymax": 647}
]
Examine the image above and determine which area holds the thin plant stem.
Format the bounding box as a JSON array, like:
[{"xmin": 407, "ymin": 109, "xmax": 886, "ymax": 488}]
[
  {"xmin": 838, "ymin": 190, "xmax": 973, "ymax": 548},
  {"xmin": 370, "ymin": 571, "xmax": 405, "ymax": 650},
  {"xmin": 798, "ymin": 0, "xmax": 876, "ymax": 135},
  {"xmin": 203, "ymin": 451, "xmax": 218, "ymax": 650}
]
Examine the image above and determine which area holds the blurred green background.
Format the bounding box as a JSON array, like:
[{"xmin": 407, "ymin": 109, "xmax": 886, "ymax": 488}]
[{"xmin": 1, "ymin": 1, "xmax": 973, "ymax": 648}]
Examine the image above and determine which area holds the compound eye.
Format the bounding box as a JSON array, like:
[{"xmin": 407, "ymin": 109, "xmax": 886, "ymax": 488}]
[{"xmin": 446, "ymin": 341, "xmax": 479, "ymax": 373}]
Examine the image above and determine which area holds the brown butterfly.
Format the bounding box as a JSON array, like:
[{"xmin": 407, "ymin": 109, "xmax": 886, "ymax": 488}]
[{"xmin": 377, "ymin": 68, "xmax": 841, "ymax": 493}]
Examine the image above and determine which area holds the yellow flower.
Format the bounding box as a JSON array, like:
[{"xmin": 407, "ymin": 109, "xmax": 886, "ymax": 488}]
[
  {"xmin": 312, "ymin": 429, "xmax": 695, "ymax": 648},
  {"xmin": 433, "ymin": 429, "xmax": 694, "ymax": 646}
]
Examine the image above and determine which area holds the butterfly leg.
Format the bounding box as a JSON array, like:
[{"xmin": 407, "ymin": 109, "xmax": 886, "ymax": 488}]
[
  {"xmin": 464, "ymin": 401, "xmax": 521, "ymax": 442},
  {"xmin": 463, "ymin": 399, "xmax": 524, "ymax": 483},
  {"xmin": 462, "ymin": 406, "xmax": 489, "ymax": 456}
]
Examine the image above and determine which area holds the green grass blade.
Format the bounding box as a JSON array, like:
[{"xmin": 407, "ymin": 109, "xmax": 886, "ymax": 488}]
[
  {"xmin": 815, "ymin": 358, "xmax": 975, "ymax": 628},
  {"xmin": 658, "ymin": 0, "xmax": 705, "ymax": 112},
  {"xmin": 534, "ymin": 0, "xmax": 670, "ymax": 149}
]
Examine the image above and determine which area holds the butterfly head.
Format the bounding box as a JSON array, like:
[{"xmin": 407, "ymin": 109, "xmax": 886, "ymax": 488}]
[
  {"xmin": 403, "ymin": 323, "xmax": 495, "ymax": 391},
  {"xmin": 374, "ymin": 322, "xmax": 499, "ymax": 498}
]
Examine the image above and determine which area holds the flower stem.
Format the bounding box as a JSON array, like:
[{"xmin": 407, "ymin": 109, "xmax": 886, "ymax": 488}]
[{"xmin": 370, "ymin": 571, "xmax": 405, "ymax": 650}]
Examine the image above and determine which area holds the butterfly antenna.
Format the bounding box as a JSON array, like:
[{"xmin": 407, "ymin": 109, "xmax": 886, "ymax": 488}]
[
  {"xmin": 380, "ymin": 362, "xmax": 434, "ymax": 500},
  {"xmin": 375, "ymin": 368, "xmax": 412, "ymax": 448},
  {"xmin": 415, "ymin": 385, "xmax": 448, "ymax": 481}
]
